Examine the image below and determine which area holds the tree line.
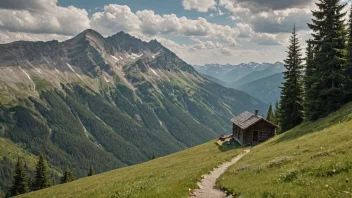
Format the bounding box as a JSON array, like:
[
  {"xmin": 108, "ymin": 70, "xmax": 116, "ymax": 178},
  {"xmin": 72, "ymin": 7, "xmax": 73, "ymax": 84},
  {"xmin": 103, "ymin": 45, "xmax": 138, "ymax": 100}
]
[
  {"xmin": 7, "ymin": 154, "xmax": 94, "ymax": 197},
  {"xmin": 266, "ymin": 0, "xmax": 352, "ymax": 133}
]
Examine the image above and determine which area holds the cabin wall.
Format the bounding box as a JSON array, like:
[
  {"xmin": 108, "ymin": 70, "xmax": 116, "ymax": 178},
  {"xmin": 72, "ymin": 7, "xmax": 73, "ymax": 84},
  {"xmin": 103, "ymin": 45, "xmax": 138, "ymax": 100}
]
[
  {"xmin": 233, "ymin": 124, "xmax": 245, "ymax": 142},
  {"xmin": 244, "ymin": 120, "xmax": 275, "ymax": 144}
]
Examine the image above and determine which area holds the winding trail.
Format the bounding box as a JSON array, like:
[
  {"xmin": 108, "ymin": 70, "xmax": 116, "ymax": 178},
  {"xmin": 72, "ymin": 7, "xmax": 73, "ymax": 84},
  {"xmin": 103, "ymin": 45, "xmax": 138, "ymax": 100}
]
[{"xmin": 189, "ymin": 150, "xmax": 250, "ymax": 198}]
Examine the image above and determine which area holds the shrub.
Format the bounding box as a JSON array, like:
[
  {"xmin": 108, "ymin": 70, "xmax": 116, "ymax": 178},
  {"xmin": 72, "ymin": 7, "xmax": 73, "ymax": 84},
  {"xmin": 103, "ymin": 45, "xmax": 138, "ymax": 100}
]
[{"xmin": 278, "ymin": 169, "xmax": 298, "ymax": 182}]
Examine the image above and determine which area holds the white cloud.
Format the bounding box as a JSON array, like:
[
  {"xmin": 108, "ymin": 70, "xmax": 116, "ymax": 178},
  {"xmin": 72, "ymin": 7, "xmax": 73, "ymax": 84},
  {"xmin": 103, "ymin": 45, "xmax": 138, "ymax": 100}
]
[
  {"xmin": 90, "ymin": 5, "xmax": 239, "ymax": 46},
  {"xmin": 189, "ymin": 38, "xmax": 224, "ymax": 50},
  {"xmin": 220, "ymin": 47, "xmax": 238, "ymax": 56},
  {"xmin": 250, "ymin": 8, "xmax": 312, "ymax": 33},
  {"xmin": 182, "ymin": 0, "xmax": 217, "ymax": 12},
  {"xmin": 236, "ymin": 23, "xmax": 254, "ymax": 38},
  {"xmin": 250, "ymin": 33, "xmax": 282, "ymax": 45},
  {"xmin": 219, "ymin": 0, "xmax": 315, "ymax": 13},
  {"xmin": 90, "ymin": 5, "xmax": 140, "ymax": 35},
  {"xmin": 0, "ymin": 30, "xmax": 70, "ymax": 43},
  {"xmin": 0, "ymin": 0, "xmax": 90, "ymax": 36},
  {"xmin": 219, "ymin": 0, "xmax": 312, "ymax": 33}
]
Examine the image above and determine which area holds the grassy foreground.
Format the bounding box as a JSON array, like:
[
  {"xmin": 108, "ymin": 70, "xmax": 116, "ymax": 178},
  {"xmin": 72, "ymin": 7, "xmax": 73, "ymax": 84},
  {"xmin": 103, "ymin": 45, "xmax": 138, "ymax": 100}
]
[
  {"xmin": 19, "ymin": 142, "xmax": 242, "ymax": 198},
  {"xmin": 218, "ymin": 102, "xmax": 352, "ymax": 197}
]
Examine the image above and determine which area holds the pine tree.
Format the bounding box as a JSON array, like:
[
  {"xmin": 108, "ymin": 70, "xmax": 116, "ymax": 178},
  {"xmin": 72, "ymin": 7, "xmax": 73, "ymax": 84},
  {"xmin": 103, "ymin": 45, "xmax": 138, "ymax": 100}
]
[
  {"xmin": 60, "ymin": 168, "xmax": 75, "ymax": 184},
  {"xmin": 152, "ymin": 153, "xmax": 156, "ymax": 160},
  {"xmin": 33, "ymin": 153, "xmax": 51, "ymax": 190},
  {"xmin": 266, "ymin": 103, "xmax": 274, "ymax": 122},
  {"xmin": 304, "ymin": 40, "xmax": 319, "ymax": 120},
  {"xmin": 10, "ymin": 157, "xmax": 30, "ymax": 196},
  {"xmin": 274, "ymin": 100, "xmax": 280, "ymax": 125},
  {"xmin": 344, "ymin": 5, "xmax": 352, "ymax": 102},
  {"xmin": 88, "ymin": 166, "xmax": 95, "ymax": 177},
  {"xmin": 279, "ymin": 24, "xmax": 305, "ymax": 132},
  {"xmin": 307, "ymin": 0, "xmax": 347, "ymax": 119}
]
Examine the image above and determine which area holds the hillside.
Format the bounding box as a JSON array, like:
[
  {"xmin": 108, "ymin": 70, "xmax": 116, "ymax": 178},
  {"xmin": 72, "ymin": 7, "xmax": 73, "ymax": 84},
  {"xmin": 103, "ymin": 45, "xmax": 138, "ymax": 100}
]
[
  {"xmin": 201, "ymin": 74, "xmax": 229, "ymax": 88},
  {"xmin": 18, "ymin": 142, "xmax": 243, "ymax": 198},
  {"xmin": 237, "ymin": 73, "xmax": 284, "ymax": 104},
  {"xmin": 17, "ymin": 102, "xmax": 352, "ymax": 198},
  {"xmin": 218, "ymin": 102, "xmax": 352, "ymax": 197},
  {"xmin": 0, "ymin": 29, "xmax": 266, "ymax": 193}
]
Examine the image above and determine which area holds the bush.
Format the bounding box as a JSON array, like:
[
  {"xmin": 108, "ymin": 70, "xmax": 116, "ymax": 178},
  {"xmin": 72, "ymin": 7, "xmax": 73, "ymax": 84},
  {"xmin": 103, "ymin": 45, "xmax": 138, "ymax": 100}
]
[{"xmin": 278, "ymin": 169, "xmax": 298, "ymax": 182}]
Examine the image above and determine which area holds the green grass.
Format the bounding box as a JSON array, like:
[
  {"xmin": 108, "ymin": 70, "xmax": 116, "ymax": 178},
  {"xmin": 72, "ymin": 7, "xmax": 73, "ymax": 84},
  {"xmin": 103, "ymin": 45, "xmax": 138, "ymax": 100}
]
[
  {"xmin": 19, "ymin": 142, "xmax": 243, "ymax": 198},
  {"xmin": 32, "ymin": 77, "xmax": 52, "ymax": 92},
  {"xmin": 0, "ymin": 138, "xmax": 37, "ymax": 166},
  {"xmin": 218, "ymin": 102, "xmax": 352, "ymax": 198}
]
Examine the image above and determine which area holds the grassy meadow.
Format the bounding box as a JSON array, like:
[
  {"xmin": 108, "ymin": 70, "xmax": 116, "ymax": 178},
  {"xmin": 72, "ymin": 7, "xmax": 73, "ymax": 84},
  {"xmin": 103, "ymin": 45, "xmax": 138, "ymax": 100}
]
[
  {"xmin": 18, "ymin": 142, "xmax": 243, "ymax": 198},
  {"xmin": 218, "ymin": 102, "xmax": 352, "ymax": 197}
]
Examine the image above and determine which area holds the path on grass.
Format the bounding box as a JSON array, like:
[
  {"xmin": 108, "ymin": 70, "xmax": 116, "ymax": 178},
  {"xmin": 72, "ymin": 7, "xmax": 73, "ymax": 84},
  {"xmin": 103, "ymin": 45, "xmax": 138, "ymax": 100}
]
[{"xmin": 189, "ymin": 150, "xmax": 250, "ymax": 198}]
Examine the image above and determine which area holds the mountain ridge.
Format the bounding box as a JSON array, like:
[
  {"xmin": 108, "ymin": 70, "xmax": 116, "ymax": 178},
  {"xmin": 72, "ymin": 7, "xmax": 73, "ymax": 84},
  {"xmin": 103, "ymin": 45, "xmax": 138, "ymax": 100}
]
[{"xmin": 0, "ymin": 29, "xmax": 267, "ymax": 194}]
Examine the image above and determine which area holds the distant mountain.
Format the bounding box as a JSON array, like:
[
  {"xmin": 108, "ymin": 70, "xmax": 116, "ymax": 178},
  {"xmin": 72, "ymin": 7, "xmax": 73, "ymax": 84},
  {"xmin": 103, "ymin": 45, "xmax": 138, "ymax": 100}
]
[
  {"xmin": 231, "ymin": 63, "xmax": 286, "ymax": 88},
  {"xmin": 0, "ymin": 29, "xmax": 267, "ymax": 192},
  {"xmin": 193, "ymin": 62, "xmax": 284, "ymax": 84},
  {"xmin": 237, "ymin": 73, "xmax": 284, "ymax": 104},
  {"xmin": 201, "ymin": 74, "xmax": 229, "ymax": 87}
]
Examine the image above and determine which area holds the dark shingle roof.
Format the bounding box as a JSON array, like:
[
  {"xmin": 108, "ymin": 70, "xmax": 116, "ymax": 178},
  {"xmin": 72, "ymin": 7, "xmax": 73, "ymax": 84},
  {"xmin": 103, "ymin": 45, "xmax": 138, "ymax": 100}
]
[{"xmin": 231, "ymin": 111, "xmax": 278, "ymax": 129}]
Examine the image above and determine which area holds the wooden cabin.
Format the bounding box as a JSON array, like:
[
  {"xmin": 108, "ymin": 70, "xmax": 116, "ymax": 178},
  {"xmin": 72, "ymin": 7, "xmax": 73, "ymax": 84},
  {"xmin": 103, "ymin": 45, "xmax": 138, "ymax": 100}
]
[{"xmin": 231, "ymin": 110, "xmax": 278, "ymax": 146}]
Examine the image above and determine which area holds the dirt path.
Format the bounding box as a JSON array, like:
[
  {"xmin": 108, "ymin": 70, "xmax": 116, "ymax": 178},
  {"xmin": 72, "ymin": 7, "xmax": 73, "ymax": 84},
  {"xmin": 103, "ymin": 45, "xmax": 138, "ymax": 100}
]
[{"xmin": 189, "ymin": 150, "xmax": 250, "ymax": 198}]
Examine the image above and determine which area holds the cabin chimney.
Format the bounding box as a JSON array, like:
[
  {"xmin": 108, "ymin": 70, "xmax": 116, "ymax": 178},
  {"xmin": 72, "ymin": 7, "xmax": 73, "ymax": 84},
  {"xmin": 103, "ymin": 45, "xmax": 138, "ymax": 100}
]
[{"xmin": 255, "ymin": 110, "xmax": 258, "ymax": 116}]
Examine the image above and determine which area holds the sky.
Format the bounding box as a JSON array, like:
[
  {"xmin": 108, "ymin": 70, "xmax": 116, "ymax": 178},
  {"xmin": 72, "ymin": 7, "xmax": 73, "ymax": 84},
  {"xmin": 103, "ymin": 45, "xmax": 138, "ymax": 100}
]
[{"xmin": 0, "ymin": 0, "xmax": 350, "ymax": 65}]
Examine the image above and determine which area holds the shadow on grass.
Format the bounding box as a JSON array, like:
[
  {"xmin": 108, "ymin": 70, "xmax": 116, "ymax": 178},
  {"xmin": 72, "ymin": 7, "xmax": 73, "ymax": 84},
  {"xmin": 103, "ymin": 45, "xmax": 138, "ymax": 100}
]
[{"xmin": 273, "ymin": 102, "xmax": 352, "ymax": 144}]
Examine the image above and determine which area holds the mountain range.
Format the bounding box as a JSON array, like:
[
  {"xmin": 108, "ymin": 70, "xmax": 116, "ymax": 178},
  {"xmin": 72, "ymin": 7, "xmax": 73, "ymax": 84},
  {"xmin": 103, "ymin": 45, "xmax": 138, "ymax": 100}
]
[
  {"xmin": 194, "ymin": 62, "xmax": 285, "ymax": 104},
  {"xmin": 0, "ymin": 29, "xmax": 267, "ymax": 193}
]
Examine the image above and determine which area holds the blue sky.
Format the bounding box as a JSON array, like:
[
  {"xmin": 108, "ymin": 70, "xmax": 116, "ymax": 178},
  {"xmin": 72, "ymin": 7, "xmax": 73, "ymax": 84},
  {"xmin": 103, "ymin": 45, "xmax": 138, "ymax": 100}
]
[{"xmin": 0, "ymin": 0, "xmax": 345, "ymax": 65}]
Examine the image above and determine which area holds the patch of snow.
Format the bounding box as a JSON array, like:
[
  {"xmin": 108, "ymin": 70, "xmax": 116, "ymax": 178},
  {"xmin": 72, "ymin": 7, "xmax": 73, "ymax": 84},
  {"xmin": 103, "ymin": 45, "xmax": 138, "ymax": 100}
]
[
  {"xmin": 126, "ymin": 53, "xmax": 136, "ymax": 60},
  {"xmin": 55, "ymin": 68, "xmax": 60, "ymax": 74},
  {"xmin": 119, "ymin": 56, "xmax": 123, "ymax": 60},
  {"xmin": 26, "ymin": 60, "xmax": 42, "ymax": 74},
  {"xmin": 104, "ymin": 76, "xmax": 110, "ymax": 83},
  {"xmin": 66, "ymin": 63, "xmax": 90, "ymax": 85},
  {"xmin": 111, "ymin": 55, "xmax": 119, "ymax": 62},
  {"xmin": 40, "ymin": 53, "xmax": 50, "ymax": 64},
  {"xmin": 121, "ymin": 72, "xmax": 129, "ymax": 84},
  {"xmin": 132, "ymin": 53, "xmax": 143, "ymax": 58},
  {"xmin": 19, "ymin": 66, "xmax": 31, "ymax": 81},
  {"xmin": 150, "ymin": 68, "xmax": 159, "ymax": 77},
  {"xmin": 65, "ymin": 63, "xmax": 76, "ymax": 72}
]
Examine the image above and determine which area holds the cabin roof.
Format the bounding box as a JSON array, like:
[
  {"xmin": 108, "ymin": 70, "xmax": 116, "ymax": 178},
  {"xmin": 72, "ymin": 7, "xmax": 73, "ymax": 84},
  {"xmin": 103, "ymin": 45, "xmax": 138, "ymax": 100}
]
[{"xmin": 231, "ymin": 111, "xmax": 278, "ymax": 130}]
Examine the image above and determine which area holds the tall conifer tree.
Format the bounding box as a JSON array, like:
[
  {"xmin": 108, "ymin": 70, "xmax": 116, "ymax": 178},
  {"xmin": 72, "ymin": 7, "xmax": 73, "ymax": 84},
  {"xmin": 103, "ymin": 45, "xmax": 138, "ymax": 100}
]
[
  {"xmin": 10, "ymin": 158, "xmax": 30, "ymax": 196},
  {"xmin": 304, "ymin": 41, "xmax": 319, "ymax": 120},
  {"xmin": 307, "ymin": 0, "xmax": 347, "ymax": 118},
  {"xmin": 273, "ymin": 100, "xmax": 280, "ymax": 126},
  {"xmin": 60, "ymin": 168, "xmax": 75, "ymax": 184},
  {"xmin": 280, "ymin": 24, "xmax": 304, "ymax": 132},
  {"xmin": 266, "ymin": 103, "xmax": 274, "ymax": 122},
  {"xmin": 344, "ymin": 5, "xmax": 352, "ymax": 102},
  {"xmin": 33, "ymin": 154, "xmax": 51, "ymax": 190},
  {"xmin": 88, "ymin": 166, "xmax": 95, "ymax": 177}
]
